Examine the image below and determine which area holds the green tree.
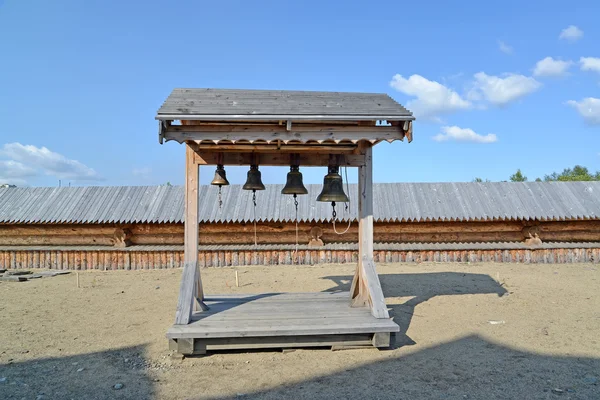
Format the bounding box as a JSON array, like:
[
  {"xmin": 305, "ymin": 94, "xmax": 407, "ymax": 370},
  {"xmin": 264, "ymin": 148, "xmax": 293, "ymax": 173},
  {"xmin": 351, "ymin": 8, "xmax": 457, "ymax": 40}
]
[
  {"xmin": 543, "ymin": 165, "xmax": 600, "ymax": 181},
  {"xmin": 509, "ymin": 169, "xmax": 527, "ymax": 182}
]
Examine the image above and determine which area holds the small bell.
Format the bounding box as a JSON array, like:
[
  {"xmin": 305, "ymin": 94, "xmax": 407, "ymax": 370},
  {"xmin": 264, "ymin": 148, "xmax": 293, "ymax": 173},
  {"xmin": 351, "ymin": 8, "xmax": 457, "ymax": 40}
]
[
  {"xmin": 211, "ymin": 164, "xmax": 229, "ymax": 209},
  {"xmin": 210, "ymin": 164, "xmax": 229, "ymax": 187},
  {"xmin": 242, "ymin": 165, "xmax": 266, "ymax": 191},
  {"xmin": 281, "ymin": 165, "xmax": 308, "ymax": 195},
  {"xmin": 317, "ymin": 165, "xmax": 349, "ymax": 203}
]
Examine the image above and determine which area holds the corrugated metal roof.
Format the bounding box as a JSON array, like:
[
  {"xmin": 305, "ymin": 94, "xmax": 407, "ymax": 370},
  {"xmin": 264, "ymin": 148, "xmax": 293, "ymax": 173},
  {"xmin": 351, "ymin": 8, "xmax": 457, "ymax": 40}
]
[
  {"xmin": 0, "ymin": 182, "xmax": 599, "ymax": 224},
  {"xmin": 156, "ymin": 88, "xmax": 413, "ymax": 120}
]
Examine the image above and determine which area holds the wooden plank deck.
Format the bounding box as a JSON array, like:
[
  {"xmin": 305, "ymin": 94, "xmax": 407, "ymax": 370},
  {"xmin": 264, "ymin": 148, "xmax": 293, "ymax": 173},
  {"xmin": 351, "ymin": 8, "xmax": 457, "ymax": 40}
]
[{"xmin": 166, "ymin": 291, "xmax": 399, "ymax": 354}]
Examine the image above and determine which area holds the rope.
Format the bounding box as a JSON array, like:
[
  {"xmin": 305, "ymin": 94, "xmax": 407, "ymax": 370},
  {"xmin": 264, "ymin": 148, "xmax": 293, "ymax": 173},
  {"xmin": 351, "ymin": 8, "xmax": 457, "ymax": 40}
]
[
  {"xmin": 332, "ymin": 202, "xmax": 352, "ymax": 235},
  {"xmin": 333, "ymin": 165, "xmax": 352, "ymax": 235},
  {"xmin": 218, "ymin": 186, "xmax": 223, "ymax": 209},
  {"xmin": 293, "ymin": 194, "xmax": 299, "ymax": 263},
  {"xmin": 252, "ymin": 190, "xmax": 257, "ymax": 246}
]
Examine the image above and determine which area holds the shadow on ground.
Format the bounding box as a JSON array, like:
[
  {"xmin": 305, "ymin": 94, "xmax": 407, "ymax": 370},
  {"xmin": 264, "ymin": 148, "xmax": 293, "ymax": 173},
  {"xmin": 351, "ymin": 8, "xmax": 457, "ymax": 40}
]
[
  {"xmin": 212, "ymin": 334, "xmax": 600, "ymax": 400},
  {"xmin": 0, "ymin": 345, "xmax": 154, "ymax": 400},
  {"xmin": 324, "ymin": 272, "xmax": 508, "ymax": 347}
]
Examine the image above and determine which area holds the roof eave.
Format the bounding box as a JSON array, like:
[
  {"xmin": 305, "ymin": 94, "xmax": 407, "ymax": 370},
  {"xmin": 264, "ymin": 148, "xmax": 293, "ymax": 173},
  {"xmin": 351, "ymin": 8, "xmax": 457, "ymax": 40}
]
[{"xmin": 155, "ymin": 114, "xmax": 416, "ymax": 122}]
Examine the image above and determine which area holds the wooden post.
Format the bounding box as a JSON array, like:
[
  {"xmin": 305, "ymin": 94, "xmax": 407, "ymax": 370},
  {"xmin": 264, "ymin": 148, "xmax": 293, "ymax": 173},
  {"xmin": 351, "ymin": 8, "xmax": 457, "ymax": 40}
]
[
  {"xmin": 175, "ymin": 144, "xmax": 207, "ymax": 325},
  {"xmin": 350, "ymin": 143, "xmax": 389, "ymax": 319}
]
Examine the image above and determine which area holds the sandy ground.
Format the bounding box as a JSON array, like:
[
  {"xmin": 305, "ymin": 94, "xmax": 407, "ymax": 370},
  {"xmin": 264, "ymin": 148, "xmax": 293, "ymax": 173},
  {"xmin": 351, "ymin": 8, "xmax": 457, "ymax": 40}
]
[{"xmin": 0, "ymin": 262, "xmax": 598, "ymax": 400}]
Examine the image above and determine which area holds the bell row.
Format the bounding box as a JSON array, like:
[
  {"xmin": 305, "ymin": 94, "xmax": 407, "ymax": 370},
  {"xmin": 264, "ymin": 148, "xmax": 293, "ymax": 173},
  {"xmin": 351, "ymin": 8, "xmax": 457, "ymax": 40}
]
[{"xmin": 210, "ymin": 161, "xmax": 350, "ymax": 204}]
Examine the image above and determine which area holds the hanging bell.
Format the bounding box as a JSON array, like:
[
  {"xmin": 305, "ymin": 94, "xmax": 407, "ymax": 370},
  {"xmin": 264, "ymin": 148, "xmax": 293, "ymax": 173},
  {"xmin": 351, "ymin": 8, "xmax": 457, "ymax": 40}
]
[
  {"xmin": 281, "ymin": 165, "xmax": 308, "ymax": 195},
  {"xmin": 316, "ymin": 165, "xmax": 349, "ymax": 203},
  {"xmin": 210, "ymin": 164, "xmax": 230, "ymax": 186},
  {"xmin": 242, "ymin": 164, "xmax": 265, "ymax": 191}
]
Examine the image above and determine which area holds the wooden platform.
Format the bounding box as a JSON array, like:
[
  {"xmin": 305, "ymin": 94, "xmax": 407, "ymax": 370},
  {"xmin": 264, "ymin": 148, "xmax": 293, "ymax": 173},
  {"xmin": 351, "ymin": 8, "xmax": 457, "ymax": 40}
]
[{"xmin": 166, "ymin": 291, "xmax": 399, "ymax": 354}]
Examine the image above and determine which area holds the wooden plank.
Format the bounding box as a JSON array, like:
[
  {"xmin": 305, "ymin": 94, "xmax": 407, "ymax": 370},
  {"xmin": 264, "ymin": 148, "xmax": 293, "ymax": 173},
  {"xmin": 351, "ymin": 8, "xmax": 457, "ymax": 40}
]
[
  {"xmin": 191, "ymin": 149, "xmax": 365, "ymax": 167},
  {"xmin": 158, "ymin": 114, "xmax": 413, "ymax": 122},
  {"xmin": 193, "ymin": 143, "xmax": 358, "ymax": 153},
  {"xmin": 174, "ymin": 261, "xmax": 198, "ymax": 325},
  {"xmin": 361, "ymin": 258, "xmax": 389, "ymax": 319},
  {"xmin": 197, "ymin": 334, "xmax": 374, "ymax": 351},
  {"xmin": 164, "ymin": 124, "xmax": 404, "ymax": 144},
  {"xmin": 167, "ymin": 319, "xmax": 399, "ymax": 339},
  {"xmin": 203, "ymin": 292, "xmax": 350, "ymax": 300}
]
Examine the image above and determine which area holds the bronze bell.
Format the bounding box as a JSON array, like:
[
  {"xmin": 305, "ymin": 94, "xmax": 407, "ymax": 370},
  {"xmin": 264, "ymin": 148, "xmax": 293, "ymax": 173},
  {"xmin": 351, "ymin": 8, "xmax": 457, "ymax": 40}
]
[
  {"xmin": 317, "ymin": 165, "xmax": 349, "ymax": 203},
  {"xmin": 242, "ymin": 164, "xmax": 265, "ymax": 191},
  {"xmin": 210, "ymin": 164, "xmax": 229, "ymax": 187},
  {"xmin": 281, "ymin": 165, "xmax": 308, "ymax": 195}
]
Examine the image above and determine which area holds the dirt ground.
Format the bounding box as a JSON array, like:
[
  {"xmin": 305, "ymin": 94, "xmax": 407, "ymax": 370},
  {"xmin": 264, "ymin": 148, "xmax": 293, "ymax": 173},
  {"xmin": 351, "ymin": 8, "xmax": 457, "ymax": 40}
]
[{"xmin": 0, "ymin": 262, "xmax": 598, "ymax": 400}]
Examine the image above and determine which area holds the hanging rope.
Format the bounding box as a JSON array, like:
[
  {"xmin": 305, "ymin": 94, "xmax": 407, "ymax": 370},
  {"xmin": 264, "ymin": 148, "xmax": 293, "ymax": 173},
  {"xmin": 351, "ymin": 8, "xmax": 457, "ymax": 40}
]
[
  {"xmin": 252, "ymin": 190, "xmax": 257, "ymax": 246},
  {"xmin": 333, "ymin": 165, "xmax": 352, "ymax": 235},
  {"xmin": 218, "ymin": 186, "xmax": 223, "ymax": 209},
  {"xmin": 294, "ymin": 194, "xmax": 299, "ymax": 262}
]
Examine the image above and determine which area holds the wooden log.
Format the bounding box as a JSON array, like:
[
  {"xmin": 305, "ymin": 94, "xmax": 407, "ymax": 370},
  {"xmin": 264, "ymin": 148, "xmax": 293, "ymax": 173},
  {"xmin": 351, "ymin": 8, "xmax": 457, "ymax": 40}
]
[{"xmin": 193, "ymin": 151, "xmax": 365, "ymax": 167}]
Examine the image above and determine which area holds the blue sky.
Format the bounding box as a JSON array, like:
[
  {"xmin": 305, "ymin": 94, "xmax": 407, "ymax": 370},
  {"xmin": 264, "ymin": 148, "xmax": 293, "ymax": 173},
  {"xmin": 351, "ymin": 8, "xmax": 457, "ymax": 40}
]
[{"xmin": 1, "ymin": 0, "xmax": 599, "ymax": 187}]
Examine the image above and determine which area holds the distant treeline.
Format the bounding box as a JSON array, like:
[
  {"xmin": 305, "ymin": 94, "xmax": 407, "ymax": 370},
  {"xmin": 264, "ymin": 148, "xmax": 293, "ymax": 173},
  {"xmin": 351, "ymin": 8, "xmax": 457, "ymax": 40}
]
[{"xmin": 474, "ymin": 165, "xmax": 600, "ymax": 183}]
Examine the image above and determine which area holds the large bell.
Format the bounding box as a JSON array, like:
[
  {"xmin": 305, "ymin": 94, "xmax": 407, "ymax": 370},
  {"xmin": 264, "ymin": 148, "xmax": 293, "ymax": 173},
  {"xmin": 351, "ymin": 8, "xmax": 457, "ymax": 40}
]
[
  {"xmin": 242, "ymin": 164, "xmax": 265, "ymax": 191},
  {"xmin": 210, "ymin": 164, "xmax": 230, "ymax": 186},
  {"xmin": 317, "ymin": 165, "xmax": 349, "ymax": 203},
  {"xmin": 281, "ymin": 165, "xmax": 308, "ymax": 195}
]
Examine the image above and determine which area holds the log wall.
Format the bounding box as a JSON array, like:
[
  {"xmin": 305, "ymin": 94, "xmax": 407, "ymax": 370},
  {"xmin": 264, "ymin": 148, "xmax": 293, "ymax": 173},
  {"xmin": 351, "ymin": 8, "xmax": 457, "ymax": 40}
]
[
  {"xmin": 1, "ymin": 246, "xmax": 599, "ymax": 270},
  {"xmin": 1, "ymin": 220, "xmax": 600, "ymax": 246},
  {"xmin": 1, "ymin": 220, "xmax": 599, "ymax": 269}
]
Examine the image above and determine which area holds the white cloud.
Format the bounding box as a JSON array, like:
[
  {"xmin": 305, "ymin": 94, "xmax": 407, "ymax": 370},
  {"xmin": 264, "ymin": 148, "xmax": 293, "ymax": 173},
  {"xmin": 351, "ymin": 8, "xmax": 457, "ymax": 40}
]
[
  {"xmin": 469, "ymin": 72, "xmax": 542, "ymax": 106},
  {"xmin": 0, "ymin": 160, "xmax": 36, "ymax": 185},
  {"xmin": 566, "ymin": 97, "xmax": 600, "ymax": 125},
  {"xmin": 132, "ymin": 167, "xmax": 152, "ymax": 181},
  {"xmin": 1, "ymin": 143, "xmax": 103, "ymax": 181},
  {"xmin": 559, "ymin": 25, "xmax": 583, "ymax": 41},
  {"xmin": 533, "ymin": 57, "xmax": 573, "ymax": 77},
  {"xmin": 580, "ymin": 57, "xmax": 600, "ymax": 74},
  {"xmin": 498, "ymin": 41, "xmax": 513, "ymax": 55},
  {"xmin": 433, "ymin": 126, "xmax": 497, "ymax": 143},
  {"xmin": 390, "ymin": 74, "xmax": 471, "ymax": 120}
]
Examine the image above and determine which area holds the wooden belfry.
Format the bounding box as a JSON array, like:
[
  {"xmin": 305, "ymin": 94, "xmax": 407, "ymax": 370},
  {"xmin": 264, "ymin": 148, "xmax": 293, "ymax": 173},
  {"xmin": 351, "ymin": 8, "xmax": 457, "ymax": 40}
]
[{"xmin": 157, "ymin": 89, "xmax": 414, "ymax": 354}]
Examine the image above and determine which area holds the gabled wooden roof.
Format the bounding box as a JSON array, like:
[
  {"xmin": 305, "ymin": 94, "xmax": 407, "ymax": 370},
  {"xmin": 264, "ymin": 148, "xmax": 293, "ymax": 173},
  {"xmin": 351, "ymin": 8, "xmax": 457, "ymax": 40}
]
[
  {"xmin": 156, "ymin": 88, "xmax": 415, "ymax": 145},
  {"xmin": 156, "ymin": 88, "xmax": 414, "ymax": 121}
]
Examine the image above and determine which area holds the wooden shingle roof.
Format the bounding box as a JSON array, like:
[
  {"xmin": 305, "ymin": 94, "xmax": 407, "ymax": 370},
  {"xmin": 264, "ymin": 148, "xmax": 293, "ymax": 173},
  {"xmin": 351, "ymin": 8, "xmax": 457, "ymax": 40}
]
[{"xmin": 156, "ymin": 88, "xmax": 413, "ymax": 121}]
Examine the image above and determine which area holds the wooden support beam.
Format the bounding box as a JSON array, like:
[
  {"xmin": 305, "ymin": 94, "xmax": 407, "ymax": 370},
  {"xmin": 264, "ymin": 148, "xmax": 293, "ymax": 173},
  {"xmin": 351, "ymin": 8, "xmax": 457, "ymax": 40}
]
[
  {"xmin": 175, "ymin": 145, "xmax": 207, "ymax": 325},
  {"xmin": 190, "ymin": 149, "xmax": 365, "ymax": 167},
  {"xmin": 163, "ymin": 124, "xmax": 405, "ymax": 144},
  {"xmin": 193, "ymin": 143, "xmax": 359, "ymax": 154},
  {"xmin": 350, "ymin": 143, "xmax": 389, "ymax": 319}
]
